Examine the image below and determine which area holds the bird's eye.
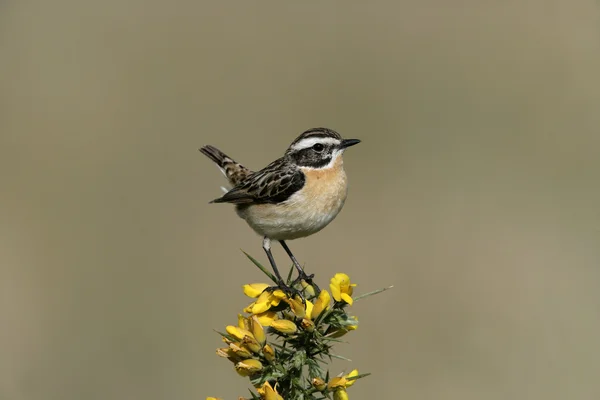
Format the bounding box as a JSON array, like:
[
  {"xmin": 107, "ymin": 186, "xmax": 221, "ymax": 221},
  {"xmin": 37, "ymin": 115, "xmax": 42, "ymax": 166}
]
[{"xmin": 312, "ymin": 143, "xmax": 325, "ymax": 152}]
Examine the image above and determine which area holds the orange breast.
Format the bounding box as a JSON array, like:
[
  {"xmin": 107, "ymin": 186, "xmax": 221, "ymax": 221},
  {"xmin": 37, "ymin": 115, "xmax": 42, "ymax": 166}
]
[{"xmin": 299, "ymin": 156, "xmax": 348, "ymax": 215}]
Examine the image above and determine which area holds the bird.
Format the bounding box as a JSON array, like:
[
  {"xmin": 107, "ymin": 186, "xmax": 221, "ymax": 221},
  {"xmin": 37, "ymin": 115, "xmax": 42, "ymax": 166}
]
[{"xmin": 199, "ymin": 127, "xmax": 360, "ymax": 294}]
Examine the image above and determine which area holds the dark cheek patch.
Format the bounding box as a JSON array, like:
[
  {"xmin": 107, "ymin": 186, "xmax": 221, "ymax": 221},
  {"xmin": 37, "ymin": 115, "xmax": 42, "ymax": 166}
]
[{"xmin": 293, "ymin": 148, "xmax": 332, "ymax": 168}]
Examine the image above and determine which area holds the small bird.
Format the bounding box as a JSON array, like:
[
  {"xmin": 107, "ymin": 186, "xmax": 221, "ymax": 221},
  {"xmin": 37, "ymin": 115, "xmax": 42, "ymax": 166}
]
[{"xmin": 199, "ymin": 127, "xmax": 360, "ymax": 293}]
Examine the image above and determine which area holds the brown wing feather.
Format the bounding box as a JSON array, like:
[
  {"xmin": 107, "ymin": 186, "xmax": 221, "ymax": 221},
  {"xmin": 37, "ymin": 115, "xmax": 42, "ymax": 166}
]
[
  {"xmin": 211, "ymin": 158, "xmax": 305, "ymax": 204},
  {"xmin": 199, "ymin": 145, "xmax": 252, "ymax": 186}
]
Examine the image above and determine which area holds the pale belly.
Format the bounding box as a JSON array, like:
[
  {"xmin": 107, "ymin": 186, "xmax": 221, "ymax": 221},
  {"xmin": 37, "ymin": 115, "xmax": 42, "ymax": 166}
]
[{"xmin": 236, "ymin": 170, "xmax": 348, "ymax": 241}]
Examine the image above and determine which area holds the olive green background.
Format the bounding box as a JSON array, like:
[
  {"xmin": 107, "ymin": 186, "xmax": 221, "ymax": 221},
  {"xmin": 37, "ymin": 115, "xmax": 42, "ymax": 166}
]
[{"xmin": 1, "ymin": 1, "xmax": 600, "ymax": 399}]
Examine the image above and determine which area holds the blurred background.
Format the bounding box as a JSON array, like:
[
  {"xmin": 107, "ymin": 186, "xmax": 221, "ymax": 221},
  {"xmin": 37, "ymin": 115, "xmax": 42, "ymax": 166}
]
[{"xmin": 1, "ymin": 1, "xmax": 600, "ymax": 399}]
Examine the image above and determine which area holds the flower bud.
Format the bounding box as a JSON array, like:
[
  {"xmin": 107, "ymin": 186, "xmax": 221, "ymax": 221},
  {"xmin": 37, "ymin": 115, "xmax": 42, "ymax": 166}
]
[
  {"xmin": 238, "ymin": 314, "xmax": 250, "ymax": 330},
  {"xmin": 301, "ymin": 318, "xmax": 315, "ymax": 332},
  {"xmin": 234, "ymin": 359, "xmax": 263, "ymax": 376},
  {"xmin": 300, "ymin": 279, "xmax": 316, "ymax": 297},
  {"xmin": 271, "ymin": 319, "xmax": 298, "ymax": 334},
  {"xmin": 312, "ymin": 290, "xmax": 331, "ymax": 319},
  {"xmin": 229, "ymin": 342, "xmax": 252, "ymax": 359},
  {"xmin": 285, "ymin": 295, "xmax": 306, "ymax": 318},
  {"xmin": 226, "ymin": 325, "xmax": 253, "ymax": 341},
  {"xmin": 250, "ymin": 315, "xmax": 266, "ymax": 345},
  {"xmin": 312, "ymin": 377, "xmax": 326, "ymax": 391},
  {"xmin": 263, "ymin": 344, "xmax": 276, "ymax": 363},
  {"xmin": 242, "ymin": 335, "xmax": 262, "ymax": 354},
  {"xmin": 333, "ymin": 388, "xmax": 349, "ymax": 400}
]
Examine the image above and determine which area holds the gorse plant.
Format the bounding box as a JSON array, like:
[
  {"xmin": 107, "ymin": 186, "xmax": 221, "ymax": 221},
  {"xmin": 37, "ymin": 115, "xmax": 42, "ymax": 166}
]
[{"xmin": 207, "ymin": 252, "xmax": 390, "ymax": 400}]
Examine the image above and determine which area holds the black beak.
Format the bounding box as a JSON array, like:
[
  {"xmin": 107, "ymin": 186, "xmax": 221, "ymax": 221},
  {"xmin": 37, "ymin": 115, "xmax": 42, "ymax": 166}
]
[{"xmin": 340, "ymin": 139, "xmax": 361, "ymax": 149}]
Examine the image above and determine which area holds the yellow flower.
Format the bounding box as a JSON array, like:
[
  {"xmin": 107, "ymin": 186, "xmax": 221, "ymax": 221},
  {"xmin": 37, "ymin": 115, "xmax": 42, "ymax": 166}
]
[
  {"xmin": 243, "ymin": 283, "xmax": 270, "ymax": 298},
  {"xmin": 226, "ymin": 325, "xmax": 253, "ymax": 341},
  {"xmin": 255, "ymin": 311, "xmax": 277, "ymax": 326},
  {"xmin": 229, "ymin": 342, "xmax": 252, "ymax": 358},
  {"xmin": 263, "ymin": 344, "xmax": 275, "ymax": 362},
  {"xmin": 328, "ymin": 376, "xmax": 347, "ymax": 389},
  {"xmin": 251, "ymin": 290, "xmax": 286, "ymax": 314},
  {"xmin": 250, "ymin": 315, "xmax": 266, "ymax": 345},
  {"xmin": 284, "ymin": 295, "xmax": 306, "ymax": 318},
  {"xmin": 206, "ymin": 397, "xmax": 223, "ymax": 400},
  {"xmin": 238, "ymin": 314, "xmax": 250, "ymax": 330},
  {"xmin": 345, "ymin": 369, "xmax": 359, "ymax": 387},
  {"xmin": 311, "ymin": 289, "xmax": 331, "ymax": 319},
  {"xmin": 243, "ymin": 302, "xmax": 255, "ymax": 313},
  {"xmin": 305, "ymin": 299, "xmax": 314, "ymax": 319},
  {"xmin": 300, "ymin": 318, "xmax": 314, "ymax": 332},
  {"xmin": 300, "ymin": 279, "xmax": 316, "ymax": 297},
  {"xmin": 270, "ymin": 319, "xmax": 298, "ymax": 334},
  {"xmin": 328, "ymin": 369, "xmax": 359, "ymax": 389},
  {"xmin": 242, "ymin": 335, "xmax": 261, "ymax": 354},
  {"xmin": 258, "ymin": 381, "xmax": 284, "ymax": 400},
  {"xmin": 333, "ymin": 388, "xmax": 349, "ymax": 400},
  {"xmin": 234, "ymin": 359, "xmax": 263, "ymax": 376},
  {"xmin": 330, "ymin": 273, "xmax": 356, "ymax": 305}
]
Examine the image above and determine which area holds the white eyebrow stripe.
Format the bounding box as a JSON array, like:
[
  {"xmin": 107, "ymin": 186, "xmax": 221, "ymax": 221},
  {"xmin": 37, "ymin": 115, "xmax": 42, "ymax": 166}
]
[{"xmin": 290, "ymin": 137, "xmax": 340, "ymax": 151}]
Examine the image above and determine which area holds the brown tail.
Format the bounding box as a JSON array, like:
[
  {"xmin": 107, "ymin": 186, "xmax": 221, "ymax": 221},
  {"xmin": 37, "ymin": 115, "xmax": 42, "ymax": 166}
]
[{"xmin": 199, "ymin": 145, "xmax": 252, "ymax": 186}]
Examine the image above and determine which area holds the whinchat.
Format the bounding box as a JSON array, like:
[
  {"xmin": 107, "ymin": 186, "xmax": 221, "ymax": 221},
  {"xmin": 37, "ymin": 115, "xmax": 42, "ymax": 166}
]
[{"xmin": 199, "ymin": 128, "xmax": 360, "ymax": 292}]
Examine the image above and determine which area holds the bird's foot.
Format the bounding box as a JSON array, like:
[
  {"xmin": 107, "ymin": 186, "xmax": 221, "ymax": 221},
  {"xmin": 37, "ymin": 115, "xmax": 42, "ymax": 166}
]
[
  {"xmin": 263, "ymin": 280, "xmax": 305, "ymax": 304},
  {"xmin": 292, "ymin": 271, "xmax": 321, "ymax": 297}
]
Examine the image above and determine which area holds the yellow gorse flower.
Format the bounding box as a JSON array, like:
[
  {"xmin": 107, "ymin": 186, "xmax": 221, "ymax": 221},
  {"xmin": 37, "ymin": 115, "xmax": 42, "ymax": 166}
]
[
  {"xmin": 328, "ymin": 377, "xmax": 347, "ymax": 389},
  {"xmin": 270, "ymin": 319, "xmax": 298, "ymax": 334},
  {"xmin": 304, "ymin": 299, "xmax": 314, "ymax": 319},
  {"xmin": 311, "ymin": 289, "xmax": 331, "ymax": 319},
  {"xmin": 300, "ymin": 279, "xmax": 316, "ymax": 297},
  {"xmin": 284, "ymin": 295, "xmax": 306, "ymax": 318},
  {"xmin": 242, "ymin": 335, "xmax": 261, "ymax": 354},
  {"xmin": 237, "ymin": 314, "xmax": 250, "ymax": 330},
  {"xmin": 229, "ymin": 342, "xmax": 253, "ymax": 358},
  {"xmin": 258, "ymin": 381, "xmax": 284, "ymax": 400},
  {"xmin": 328, "ymin": 369, "xmax": 359, "ymax": 389},
  {"xmin": 251, "ymin": 289, "xmax": 287, "ymax": 314},
  {"xmin": 243, "ymin": 283, "xmax": 270, "ymax": 298},
  {"xmin": 345, "ymin": 369, "xmax": 359, "ymax": 386},
  {"xmin": 211, "ymin": 269, "xmax": 384, "ymax": 400},
  {"xmin": 333, "ymin": 388, "xmax": 349, "ymax": 400},
  {"xmin": 234, "ymin": 359, "xmax": 263, "ymax": 376},
  {"xmin": 330, "ymin": 273, "xmax": 356, "ymax": 305},
  {"xmin": 226, "ymin": 325, "xmax": 253, "ymax": 341},
  {"xmin": 262, "ymin": 344, "xmax": 275, "ymax": 362},
  {"xmin": 250, "ymin": 315, "xmax": 266, "ymax": 345},
  {"xmin": 255, "ymin": 311, "xmax": 278, "ymax": 326}
]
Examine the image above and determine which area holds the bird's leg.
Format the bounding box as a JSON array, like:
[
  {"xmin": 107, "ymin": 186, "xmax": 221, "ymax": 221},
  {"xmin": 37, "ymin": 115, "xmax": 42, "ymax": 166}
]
[
  {"xmin": 280, "ymin": 240, "xmax": 321, "ymax": 295},
  {"xmin": 263, "ymin": 237, "xmax": 286, "ymax": 285},
  {"xmin": 262, "ymin": 237, "xmax": 304, "ymax": 301}
]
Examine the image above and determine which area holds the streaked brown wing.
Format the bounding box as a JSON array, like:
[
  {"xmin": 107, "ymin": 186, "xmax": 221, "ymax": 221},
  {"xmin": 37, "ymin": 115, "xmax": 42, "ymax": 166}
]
[{"xmin": 211, "ymin": 159, "xmax": 305, "ymax": 204}]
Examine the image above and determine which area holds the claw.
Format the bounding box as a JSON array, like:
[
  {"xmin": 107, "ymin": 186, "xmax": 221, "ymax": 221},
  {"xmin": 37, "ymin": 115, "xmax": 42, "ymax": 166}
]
[
  {"xmin": 262, "ymin": 280, "xmax": 306, "ymax": 305},
  {"xmin": 292, "ymin": 272, "xmax": 321, "ymax": 297}
]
